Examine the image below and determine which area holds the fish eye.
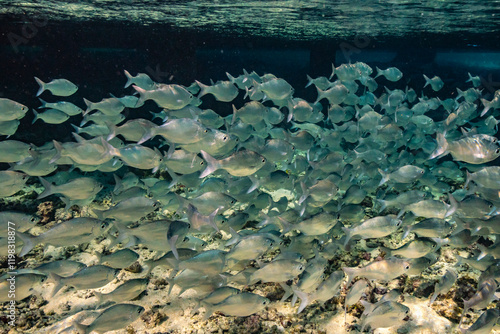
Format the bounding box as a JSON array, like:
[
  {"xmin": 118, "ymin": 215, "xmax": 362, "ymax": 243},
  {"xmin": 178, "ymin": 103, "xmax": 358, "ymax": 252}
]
[
  {"xmin": 41, "ymin": 277, "xmax": 47, "ymax": 282},
  {"xmin": 200, "ymin": 161, "xmax": 204, "ymax": 165},
  {"xmin": 261, "ymin": 158, "xmax": 266, "ymax": 163},
  {"xmin": 420, "ymin": 170, "xmax": 424, "ymax": 174},
  {"xmin": 101, "ymin": 223, "xmax": 107, "ymax": 228},
  {"xmin": 489, "ymin": 204, "xmax": 493, "ymax": 208},
  {"xmin": 269, "ymin": 242, "xmax": 274, "ymax": 247},
  {"xmin": 496, "ymin": 148, "xmax": 500, "ymax": 154},
  {"xmin": 230, "ymin": 200, "xmax": 235, "ymax": 204},
  {"xmin": 223, "ymin": 136, "xmax": 228, "ymax": 141},
  {"xmin": 202, "ymin": 242, "xmax": 207, "ymax": 247},
  {"xmin": 299, "ymin": 265, "xmax": 304, "ymax": 271},
  {"xmin": 187, "ymin": 223, "xmax": 191, "ymax": 228},
  {"xmin": 183, "ymin": 237, "xmax": 189, "ymax": 242},
  {"xmin": 262, "ymin": 300, "xmax": 268, "ymax": 305},
  {"xmin": 432, "ymin": 244, "xmax": 436, "ymax": 248},
  {"xmin": 30, "ymin": 217, "xmax": 36, "ymax": 222},
  {"xmin": 404, "ymin": 265, "xmax": 410, "ymax": 270},
  {"xmin": 405, "ymin": 309, "xmax": 409, "ymax": 314},
  {"xmin": 279, "ymin": 240, "xmax": 284, "ymax": 245},
  {"xmin": 204, "ymin": 129, "xmax": 209, "ymax": 133},
  {"xmin": 396, "ymin": 221, "xmax": 402, "ymax": 227}
]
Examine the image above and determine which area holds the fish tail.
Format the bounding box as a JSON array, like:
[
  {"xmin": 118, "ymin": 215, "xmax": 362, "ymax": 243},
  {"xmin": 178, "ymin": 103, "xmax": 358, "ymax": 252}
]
[
  {"xmin": 480, "ymin": 98, "xmax": 492, "ymax": 117},
  {"xmin": 314, "ymin": 86, "xmax": 325, "ymax": 104},
  {"xmin": 195, "ymin": 80, "xmax": 209, "ymax": 98},
  {"xmin": 375, "ymin": 66, "xmax": 383, "ymax": 78},
  {"xmin": 34, "ymin": 77, "xmax": 45, "ymax": 97},
  {"xmin": 38, "ymin": 98, "xmax": 47, "ymax": 109},
  {"xmin": 37, "ymin": 177, "xmax": 55, "ymax": 199},
  {"xmin": 16, "ymin": 231, "xmax": 35, "ymax": 257},
  {"xmin": 132, "ymin": 85, "xmax": 148, "ymax": 107},
  {"xmin": 423, "ymin": 74, "xmax": 431, "ymax": 88},
  {"xmin": 201, "ymin": 301, "xmax": 214, "ymax": 320},
  {"xmin": 341, "ymin": 227, "xmax": 352, "ymax": 247},
  {"xmin": 71, "ymin": 321, "xmax": 89, "ymax": 334},
  {"xmin": 305, "ymin": 74, "xmax": 314, "ymax": 88},
  {"xmin": 105, "ymin": 122, "xmax": 118, "ymax": 141},
  {"xmin": 94, "ymin": 291, "xmax": 104, "ymax": 307},
  {"xmin": 428, "ymin": 132, "xmax": 449, "ymax": 160},
  {"xmin": 298, "ymin": 181, "xmax": 309, "ymax": 205},
  {"xmin": 378, "ymin": 168, "xmax": 389, "ymax": 186},
  {"xmin": 32, "ymin": 109, "xmax": 39, "ymax": 125},
  {"xmin": 208, "ymin": 207, "xmax": 220, "ymax": 232},
  {"xmin": 231, "ymin": 104, "xmax": 238, "ymax": 125},
  {"xmin": 466, "ymin": 72, "xmax": 473, "ymax": 82},
  {"xmin": 123, "ymin": 70, "xmax": 134, "ymax": 88},
  {"xmin": 277, "ymin": 216, "xmax": 292, "ymax": 235},
  {"xmin": 329, "ymin": 63, "xmax": 335, "ymax": 80},
  {"xmin": 464, "ymin": 170, "xmax": 473, "ymax": 189},
  {"xmin": 49, "ymin": 140, "xmax": 63, "ymax": 164},
  {"xmin": 376, "ymin": 199, "xmax": 387, "ymax": 213},
  {"xmin": 445, "ymin": 193, "xmax": 458, "ymax": 217},
  {"xmin": 113, "ymin": 174, "xmax": 123, "ymax": 193},
  {"xmin": 429, "ymin": 290, "xmax": 439, "ymax": 306},
  {"xmin": 342, "ymin": 266, "xmax": 357, "ymax": 286},
  {"xmin": 402, "ymin": 225, "xmax": 412, "ymax": 239},
  {"xmin": 455, "ymin": 88, "xmax": 464, "ymax": 101},
  {"xmin": 225, "ymin": 227, "xmax": 241, "ymax": 247},
  {"xmin": 82, "ymin": 98, "xmax": 93, "ymax": 116},
  {"xmin": 199, "ymin": 150, "xmax": 220, "ymax": 178},
  {"xmin": 143, "ymin": 259, "xmax": 155, "ymax": 276},
  {"xmin": 48, "ymin": 272, "xmax": 64, "ymax": 297},
  {"xmin": 226, "ymin": 72, "xmax": 236, "ymax": 84},
  {"xmin": 292, "ymin": 286, "xmax": 311, "ymax": 314}
]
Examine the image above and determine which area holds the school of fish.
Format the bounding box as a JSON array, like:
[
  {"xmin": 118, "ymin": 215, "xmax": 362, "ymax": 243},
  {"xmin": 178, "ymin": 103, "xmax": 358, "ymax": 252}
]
[{"xmin": 1, "ymin": 62, "xmax": 500, "ymax": 333}]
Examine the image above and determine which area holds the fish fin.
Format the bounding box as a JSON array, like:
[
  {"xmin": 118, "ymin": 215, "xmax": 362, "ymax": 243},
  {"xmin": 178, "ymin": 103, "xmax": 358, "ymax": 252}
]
[
  {"xmin": 201, "ymin": 301, "xmax": 214, "ymax": 320},
  {"xmin": 34, "ymin": 77, "xmax": 45, "ymax": 96},
  {"xmin": 82, "ymin": 98, "xmax": 93, "ymax": 116},
  {"xmin": 445, "ymin": 193, "xmax": 458, "ymax": 217},
  {"xmin": 280, "ymin": 283, "xmax": 293, "ymax": 302},
  {"xmin": 329, "ymin": 63, "xmax": 335, "ymax": 80},
  {"xmin": 199, "ymin": 150, "xmax": 219, "ymax": 178},
  {"xmin": 423, "ymin": 74, "xmax": 431, "ymax": 88},
  {"xmin": 428, "ymin": 132, "xmax": 449, "ymax": 160},
  {"xmin": 168, "ymin": 234, "xmax": 180, "ymax": 260},
  {"xmin": 305, "ymin": 74, "xmax": 314, "ymax": 88},
  {"xmin": 195, "ymin": 80, "xmax": 209, "ymax": 98},
  {"xmin": 71, "ymin": 321, "xmax": 89, "ymax": 334},
  {"xmin": 231, "ymin": 104, "xmax": 238, "ymax": 125},
  {"xmin": 48, "ymin": 272, "xmax": 64, "ymax": 297},
  {"xmin": 123, "ymin": 70, "xmax": 134, "ymax": 88},
  {"xmin": 376, "ymin": 199, "xmax": 387, "ymax": 213},
  {"xmin": 37, "ymin": 176, "xmax": 54, "ymax": 199},
  {"xmin": 32, "ymin": 109, "xmax": 39, "ymax": 124},
  {"xmin": 208, "ymin": 207, "xmax": 221, "ymax": 232},
  {"xmin": 225, "ymin": 227, "xmax": 241, "ymax": 246},
  {"xmin": 464, "ymin": 170, "xmax": 472, "ymax": 189},
  {"xmin": 132, "ymin": 85, "xmax": 148, "ymax": 107},
  {"xmin": 16, "ymin": 231, "xmax": 35, "ymax": 257},
  {"xmin": 480, "ymin": 98, "xmax": 491, "ymax": 117},
  {"xmin": 106, "ymin": 122, "xmax": 118, "ymax": 141},
  {"xmin": 37, "ymin": 98, "xmax": 48, "ymax": 109},
  {"xmin": 341, "ymin": 227, "xmax": 352, "ymax": 247},
  {"xmin": 314, "ymin": 86, "xmax": 325, "ymax": 104},
  {"xmin": 246, "ymin": 175, "xmax": 259, "ymax": 194},
  {"xmin": 378, "ymin": 168, "xmax": 389, "ymax": 186},
  {"xmin": 94, "ymin": 291, "xmax": 104, "ymax": 307},
  {"xmin": 49, "ymin": 140, "xmax": 63, "ymax": 164},
  {"xmin": 298, "ymin": 181, "xmax": 309, "ymax": 205},
  {"xmin": 429, "ymin": 289, "xmax": 439, "ymax": 306},
  {"xmin": 402, "ymin": 225, "xmax": 412, "ymax": 239},
  {"xmin": 113, "ymin": 174, "xmax": 123, "ymax": 193},
  {"xmin": 342, "ymin": 266, "xmax": 357, "ymax": 286}
]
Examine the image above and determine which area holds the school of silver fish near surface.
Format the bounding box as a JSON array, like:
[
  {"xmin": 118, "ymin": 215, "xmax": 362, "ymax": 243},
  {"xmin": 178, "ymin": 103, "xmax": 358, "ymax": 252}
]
[{"xmin": 1, "ymin": 62, "xmax": 500, "ymax": 334}]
